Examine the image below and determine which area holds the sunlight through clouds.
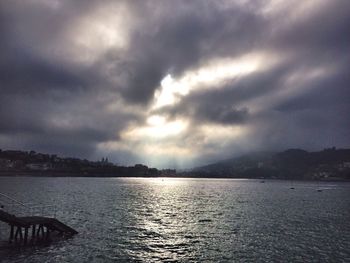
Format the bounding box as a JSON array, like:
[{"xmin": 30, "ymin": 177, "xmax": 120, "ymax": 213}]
[
  {"xmin": 123, "ymin": 117, "xmax": 188, "ymax": 140},
  {"xmin": 118, "ymin": 51, "xmax": 283, "ymax": 165},
  {"xmin": 153, "ymin": 52, "xmax": 274, "ymax": 109}
]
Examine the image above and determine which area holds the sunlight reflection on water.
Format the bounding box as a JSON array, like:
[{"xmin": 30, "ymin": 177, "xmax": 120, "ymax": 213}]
[{"xmin": 0, "ymin": 177, "xmax": 349, "ymax": 262}]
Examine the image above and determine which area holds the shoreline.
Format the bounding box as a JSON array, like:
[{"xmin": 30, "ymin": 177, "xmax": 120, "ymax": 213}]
[{"xmin": 0, "ymin": 171, "xmax": 348, "ymax": 182}]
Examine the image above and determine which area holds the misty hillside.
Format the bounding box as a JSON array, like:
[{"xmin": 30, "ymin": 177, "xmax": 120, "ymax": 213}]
[{"xmin": 193, "ymin": 148, "xmax": 350, "ymax": 180}]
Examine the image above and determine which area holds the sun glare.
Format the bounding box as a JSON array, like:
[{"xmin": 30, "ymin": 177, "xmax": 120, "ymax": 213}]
[
  {"xmin": 152, "ymin": 53, "xmax": 269, "ymax": 109},
  {"xmin": 123, "ymin": 116, "xmax": 188, "ymax": 140}
]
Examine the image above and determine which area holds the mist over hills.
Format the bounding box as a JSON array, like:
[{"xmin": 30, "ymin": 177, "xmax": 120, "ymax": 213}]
[{"xmin": 192, "ymin": 148, "xmax": 350, "ymax": 180}]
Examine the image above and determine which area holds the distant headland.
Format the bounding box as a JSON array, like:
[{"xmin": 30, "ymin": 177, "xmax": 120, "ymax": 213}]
[
  {"xmin": 192, "ymin": 148, "xmax": 350, "ymax": 181},
  {"xmin": 0, "ymin": 148, "xmax": 349, "ymax": 180}
]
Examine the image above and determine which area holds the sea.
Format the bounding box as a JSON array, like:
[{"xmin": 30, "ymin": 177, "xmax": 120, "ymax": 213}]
[{"xmin": 0, "ymin": 177, "xmax": 349, "ymax": 262}]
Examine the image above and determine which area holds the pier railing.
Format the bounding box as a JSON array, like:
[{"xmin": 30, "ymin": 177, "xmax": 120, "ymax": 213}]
[{"xmin": 0, "ymin": 193, "xmax": 57, "ymax": 218}]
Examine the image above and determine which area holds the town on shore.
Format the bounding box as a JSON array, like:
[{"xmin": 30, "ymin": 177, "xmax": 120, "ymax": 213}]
[
  {"xmin": 0, "ymin": 148, "xmax": 349, "ymax": 180},
  {"xmin": 0, "ymin": 149, "xmax": 175, "ymax": 177}
]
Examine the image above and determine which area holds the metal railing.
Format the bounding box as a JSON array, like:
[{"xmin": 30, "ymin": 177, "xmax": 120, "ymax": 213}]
[{"xmin": 0, "ymin": 192, "xmax": 57, "ymax": 218}]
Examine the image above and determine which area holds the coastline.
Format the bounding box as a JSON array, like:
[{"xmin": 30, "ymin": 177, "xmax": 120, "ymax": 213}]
[{"xmin": 0, "ymin": 171, "xmax": 348, "ymax": 182}]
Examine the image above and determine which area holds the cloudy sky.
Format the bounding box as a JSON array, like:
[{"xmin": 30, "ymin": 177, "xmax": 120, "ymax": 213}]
[{"xmin": 0, "ymin": 0, "xmax": 349, "ymax": 168}]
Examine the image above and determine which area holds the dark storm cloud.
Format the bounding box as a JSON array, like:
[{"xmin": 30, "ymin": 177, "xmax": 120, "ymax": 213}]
[
  {"xmin": 0, "ymin": 88, "xmax": 139, "ymax": 159},
  {"xmin": 155, "ymin": 100, "xmax": 249, "ymax": 126},
  {"xmin": 0, "ymin": 0, "xmax": 141, "ymax": 161},
  {"xmin": 0, "ymin": 48, "xmax": 83, "ymax": 95},
  {"xmin": 119, "ymin": 0, "xmax": 266, "ymax": 104},
  {"xmin": 0, "ymin": 0, "xmax": 349, "ymax": 166},
  {"xmin": 275, "ymin": 61, "xmax": 350, "ymax": 113},
  {"xmin": 272, "ymin": 1, "xmax": 350, "ymax": 53},
  {"xmin": 185, "ymin": 104, "xmax": 249, "ymax": 125}
]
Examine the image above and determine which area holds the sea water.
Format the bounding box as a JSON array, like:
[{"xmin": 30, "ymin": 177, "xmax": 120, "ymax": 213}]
[{"xmin": 0, "ymin": 177, "xmax": 349, "ymax": 262}]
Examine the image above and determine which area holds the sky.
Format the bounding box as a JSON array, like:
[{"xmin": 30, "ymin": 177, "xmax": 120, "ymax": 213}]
[{"xmin": 0, "ymin": 0, "xmax": 349, "ymax": 168}]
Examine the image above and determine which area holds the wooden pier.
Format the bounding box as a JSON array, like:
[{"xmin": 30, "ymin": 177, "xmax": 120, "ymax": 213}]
[
  {"xmin": 0, "ymin": 210, "xmax": 78, "ymax": 245},
  {"xmin": 0, "ymin": 193, "xmax": 77, "ymax": 245}
]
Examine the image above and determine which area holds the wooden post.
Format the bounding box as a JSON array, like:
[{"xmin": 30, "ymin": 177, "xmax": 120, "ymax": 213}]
[
  {"xmin": 9, "ymin": 225, "xmax": 14, "ymax": 243},
  {"xmin": 15, "ymin": 227, "xmax": 19, "ymax": 240},
  {"xmin": 32, "ymin": 224, "xmax": 36, "ymax": 239},
  {"xmin": 45, "ymin": 227, "xmax": 50, "ymax": 241},
  {"xmin": 24, "ymin": 227, "xmax": 28, "ymax": 244},
  {"xmin": 37, "ymin": 225, "xmax": 42, "ymax": 238},
  {"xmin": 41, "ymin": 225, "xmax": 45, "ymax": 238},
  {"xmin": 15, "ymin": 226, "xmax": 23, "ymax": 242}
]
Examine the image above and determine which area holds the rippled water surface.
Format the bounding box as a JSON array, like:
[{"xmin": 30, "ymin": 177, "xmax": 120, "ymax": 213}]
[{"xmin": 0, "ymin": 177, "xmax": 349, "ymax": 262}]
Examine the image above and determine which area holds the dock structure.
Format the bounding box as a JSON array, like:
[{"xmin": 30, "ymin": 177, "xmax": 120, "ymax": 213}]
[{"xmin": 0, "ymin": 193, "xmax": 77, "ymax": 245}]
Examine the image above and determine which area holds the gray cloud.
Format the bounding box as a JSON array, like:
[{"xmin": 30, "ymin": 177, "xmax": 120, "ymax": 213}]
[
  {"xmin": 118, "ymin": 0, "xmax": 267, "ymax": 105},
  {"xmin": 154, "ymin": 96, "xmax": 250, "ymax": 126},
  {"xmin": 0, "ymin": 0, "xmax": 349, "ymax": 167}
]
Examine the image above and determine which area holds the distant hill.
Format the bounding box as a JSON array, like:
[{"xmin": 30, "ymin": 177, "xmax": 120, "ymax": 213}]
[
  {"xmin": 191, "ymin": 148, "xmax": 350, "ymax": 180},
  {"xmin": 0, "ymin": 148, "xmax": 174, "ymax": 177}
]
